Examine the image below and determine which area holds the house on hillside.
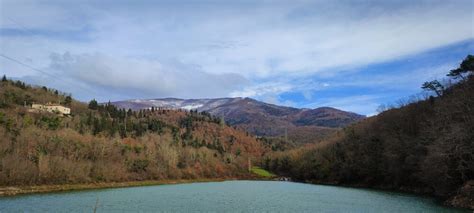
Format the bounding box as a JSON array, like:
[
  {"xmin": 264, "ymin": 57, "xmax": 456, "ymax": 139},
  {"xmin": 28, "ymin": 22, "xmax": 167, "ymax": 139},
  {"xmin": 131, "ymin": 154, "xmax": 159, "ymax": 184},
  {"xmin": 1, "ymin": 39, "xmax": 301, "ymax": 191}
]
[{"xmin": 30, "ymin": 103, "xmax": 71, "ymax": 116}]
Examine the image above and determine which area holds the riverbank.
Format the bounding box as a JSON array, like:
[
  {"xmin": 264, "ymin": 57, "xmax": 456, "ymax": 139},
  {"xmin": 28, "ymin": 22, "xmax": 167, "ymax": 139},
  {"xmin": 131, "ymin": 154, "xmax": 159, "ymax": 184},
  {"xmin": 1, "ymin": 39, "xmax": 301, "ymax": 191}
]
[
  {"xmin": 0, "ymin": 169, "xmax": 276, "ymax": 197},
  {"xmin": 0, "ymin": 178, "xmax": 231, "ymax": 197}
]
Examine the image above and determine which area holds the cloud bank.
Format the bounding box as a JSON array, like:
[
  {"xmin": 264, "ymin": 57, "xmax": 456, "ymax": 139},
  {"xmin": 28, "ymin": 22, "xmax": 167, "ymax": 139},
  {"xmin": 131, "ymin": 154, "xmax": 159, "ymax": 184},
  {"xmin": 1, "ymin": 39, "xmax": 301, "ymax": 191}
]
[{"xmin": 1, "ymin": 0, "xmax": 472, "ymax": 114}]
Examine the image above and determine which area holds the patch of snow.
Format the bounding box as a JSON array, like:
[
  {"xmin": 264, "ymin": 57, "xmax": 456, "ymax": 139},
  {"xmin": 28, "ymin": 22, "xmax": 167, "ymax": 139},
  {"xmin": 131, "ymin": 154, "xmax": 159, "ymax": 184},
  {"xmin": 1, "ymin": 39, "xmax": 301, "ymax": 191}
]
[{"xmin": 181, "ymin": 104, "xmax": 203, "ymax": 110}]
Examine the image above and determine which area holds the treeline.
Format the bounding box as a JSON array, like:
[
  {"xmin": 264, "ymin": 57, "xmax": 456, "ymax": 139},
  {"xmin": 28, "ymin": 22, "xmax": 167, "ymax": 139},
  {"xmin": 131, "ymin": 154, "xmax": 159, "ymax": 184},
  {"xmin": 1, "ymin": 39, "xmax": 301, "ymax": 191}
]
[
  {"xmin": 0, "ymin": 76, "xmax": 73, "ymax": 108},
  {"xmin": 83, "ymin": 99, "xmax": 225, "ymax": 139},
  {"xmin": 0, "ymin": 77, "xmax": 265, "ymax": 185},
  {"xmin": 263, "ymin": 55, "xmax": 474, "ymax": 206}
]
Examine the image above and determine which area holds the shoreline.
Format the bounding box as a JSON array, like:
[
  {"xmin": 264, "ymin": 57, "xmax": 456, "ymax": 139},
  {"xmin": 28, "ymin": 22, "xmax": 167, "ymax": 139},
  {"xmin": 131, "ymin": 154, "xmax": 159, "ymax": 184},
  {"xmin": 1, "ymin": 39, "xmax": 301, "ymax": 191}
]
[
  {"xmin": 302, "ymin": 179, "xmax": 473, "ymax": 210},
  {"xmin": 0, "ymin": 178, "xmax": 231, "ymax": 197}
]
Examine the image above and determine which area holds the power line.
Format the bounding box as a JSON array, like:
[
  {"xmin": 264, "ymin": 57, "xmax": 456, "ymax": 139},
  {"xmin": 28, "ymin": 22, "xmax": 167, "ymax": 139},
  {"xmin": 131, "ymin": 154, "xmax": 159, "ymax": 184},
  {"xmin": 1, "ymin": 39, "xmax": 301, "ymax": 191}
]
[
  {"xmin": 0, "ymin": 17, "xmax": 58, "ymax": 79},
  {"xmin": 5, "ymin": 17, "xmax": 36, "ymax": 35},
  {"xmin": 2, "ymin": 17, "xmax": 60, "ymax": 80},
  {"xmin": 1, "ymin": 17, "xmax": 100, "ymax": 99},
  {"xmin": 0, "ymin": 53, "xmax": 99, "ymax": 97},
  {"xmin": 0, "ymin": 54, "xmax": 59, "ymax": 80}
]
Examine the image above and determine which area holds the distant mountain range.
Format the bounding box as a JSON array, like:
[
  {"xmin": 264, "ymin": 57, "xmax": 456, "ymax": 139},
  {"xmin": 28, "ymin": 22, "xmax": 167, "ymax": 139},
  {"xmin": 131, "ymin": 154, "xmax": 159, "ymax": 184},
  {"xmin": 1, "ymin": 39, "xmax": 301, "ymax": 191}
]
[{"xmin": 110, "ymin": 97, "xmax": 365, "ymax": 143}]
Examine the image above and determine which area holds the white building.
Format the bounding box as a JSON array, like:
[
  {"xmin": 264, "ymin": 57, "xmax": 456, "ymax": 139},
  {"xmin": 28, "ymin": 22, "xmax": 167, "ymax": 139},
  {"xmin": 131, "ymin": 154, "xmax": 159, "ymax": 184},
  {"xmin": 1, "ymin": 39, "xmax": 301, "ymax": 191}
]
[{"xmin": 31, "ymin": 103, "xmax": 71, "ymax": 115}]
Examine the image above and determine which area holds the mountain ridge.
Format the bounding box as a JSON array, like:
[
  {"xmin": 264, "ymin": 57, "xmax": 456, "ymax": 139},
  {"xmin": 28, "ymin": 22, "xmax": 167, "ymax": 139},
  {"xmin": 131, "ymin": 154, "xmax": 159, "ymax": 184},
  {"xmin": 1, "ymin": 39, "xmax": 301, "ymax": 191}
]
[
  {"xmin": 112, "ymin": 97, "xmax": 353, "ymax": 112},
  {"xmin": 110, "ymin": 97, "xmax": 363, "ymax": 119},
  {"xmin": 110, "ymin": 97, "xmax": 365, "ymax": 144}
]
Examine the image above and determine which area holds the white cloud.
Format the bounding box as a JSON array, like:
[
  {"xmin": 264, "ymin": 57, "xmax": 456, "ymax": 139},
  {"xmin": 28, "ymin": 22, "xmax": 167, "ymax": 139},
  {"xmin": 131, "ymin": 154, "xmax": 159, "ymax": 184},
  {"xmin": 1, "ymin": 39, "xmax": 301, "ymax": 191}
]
[
  {"xmin": 230, "ymin": 78, "xmax": 328, "ymax": 102},
  {"xmin": 0, "ymin": 0, "xmax": 472, "ymax": 105},
  {"xmin": 229, "ymin": 82, "xmax": 292, "ymax": 98},
  {"xmin": 174, "ymin": 1, "xmax": 473, "ymax": 78},
  {"xmin": 2, "ymin": 1, "xmax": 471, "ymax": 76},
  {"xmin": 24, "ymin": 52, "xmax": 248, "ymax": 101}
]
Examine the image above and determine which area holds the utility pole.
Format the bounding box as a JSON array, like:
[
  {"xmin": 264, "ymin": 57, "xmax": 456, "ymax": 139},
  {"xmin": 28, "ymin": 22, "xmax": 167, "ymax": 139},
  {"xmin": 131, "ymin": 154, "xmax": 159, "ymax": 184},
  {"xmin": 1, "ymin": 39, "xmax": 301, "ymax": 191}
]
[
  {"xmin": 284, "ymin": 115, "xmax": 288, "ymax": 143},
  {"xmin": 248, "ymin": 157, "xmax": 251, "ymax": 172},
  {"xmin": 124, "ymin": 112, "xmax": 127, "ymax": 133}
]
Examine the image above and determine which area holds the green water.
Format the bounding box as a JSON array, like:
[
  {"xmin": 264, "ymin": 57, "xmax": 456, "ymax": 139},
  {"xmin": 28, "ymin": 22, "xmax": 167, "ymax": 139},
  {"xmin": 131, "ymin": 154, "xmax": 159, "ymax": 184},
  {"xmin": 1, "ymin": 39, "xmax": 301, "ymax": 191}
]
[{"xmin": 0, "ymin": 181, "xmax": 467, "ymax": 212}]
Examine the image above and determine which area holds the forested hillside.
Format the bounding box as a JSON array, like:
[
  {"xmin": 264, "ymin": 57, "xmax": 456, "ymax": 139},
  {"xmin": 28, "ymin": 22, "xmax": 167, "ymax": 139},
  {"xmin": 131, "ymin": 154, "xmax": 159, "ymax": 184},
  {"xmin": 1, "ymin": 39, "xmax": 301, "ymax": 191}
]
[
  {"xmin": 111, "ymin": 97, "xmax": 364, "ymax": 145},
  {"xmin": 0, "ymin": 77, "xmax": 266, "ymax": 186},
  {"xmin": 263, "ymin": 55, "xmax": 474, "ymax": 209}
]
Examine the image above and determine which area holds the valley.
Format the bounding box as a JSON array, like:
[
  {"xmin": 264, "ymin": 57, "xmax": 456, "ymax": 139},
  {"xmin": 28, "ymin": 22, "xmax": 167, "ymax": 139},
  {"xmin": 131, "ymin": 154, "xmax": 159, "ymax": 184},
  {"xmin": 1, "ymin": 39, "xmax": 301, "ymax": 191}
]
[{"xmin": 0, "ymin": 55, "xmax": 473, "ymax": 210}]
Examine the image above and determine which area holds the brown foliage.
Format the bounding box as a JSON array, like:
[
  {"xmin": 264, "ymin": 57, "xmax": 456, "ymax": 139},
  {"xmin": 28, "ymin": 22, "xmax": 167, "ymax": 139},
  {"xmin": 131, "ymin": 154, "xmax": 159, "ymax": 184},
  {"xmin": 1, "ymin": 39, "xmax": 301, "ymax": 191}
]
[
  {"xmin": 264, "ymin": 74, "xmax": 474, "ymax": 203},
  {"xmin": 0, "ymin": 80, "xmax": 265, "ymax": 186}
]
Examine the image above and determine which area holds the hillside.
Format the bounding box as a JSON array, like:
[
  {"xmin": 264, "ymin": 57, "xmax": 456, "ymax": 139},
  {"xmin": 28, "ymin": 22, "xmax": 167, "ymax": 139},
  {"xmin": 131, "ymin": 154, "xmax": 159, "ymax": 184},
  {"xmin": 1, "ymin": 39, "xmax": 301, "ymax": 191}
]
[
  {"xmin": 0, "ymin": 78, "xmax": 266, "ymax": 186},
  {"xmin": 111, "ymin": 97, "xmax": 365, "ymax": 144},
  {"xmin": 263, "ymin": 56, "xmax": 474, "ymax": 209}
]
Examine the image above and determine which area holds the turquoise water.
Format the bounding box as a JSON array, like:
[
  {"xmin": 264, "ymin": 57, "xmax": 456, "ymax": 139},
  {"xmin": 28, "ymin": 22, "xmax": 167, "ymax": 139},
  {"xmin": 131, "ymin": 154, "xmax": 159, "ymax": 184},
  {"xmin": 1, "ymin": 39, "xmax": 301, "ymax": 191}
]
[{"xmin": 0, "ymin": 181, "xmax": 467, "ymax": 212}]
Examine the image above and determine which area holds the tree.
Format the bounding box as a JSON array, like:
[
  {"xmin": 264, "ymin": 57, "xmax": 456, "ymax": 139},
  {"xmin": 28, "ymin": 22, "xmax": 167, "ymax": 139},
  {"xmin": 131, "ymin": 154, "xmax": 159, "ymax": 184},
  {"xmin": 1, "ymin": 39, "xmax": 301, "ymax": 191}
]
[
  {"xmin": 1, "ymin": 75, "xmax": 6, "ymax": 82},
  {"xmin": 422, "ymin": 80, "xmax": 444, "ymax": 96},
  {"xmin": 88, "ymin": 99, "xmax": 99, "ymax": 110},
  {"xmin": 447, "ymin": 55, "xmax": 474, "ymax": 80},
  {"xmin": 64, "ymin": 95, "xmax": 72, "ymax": 106},
  {"xmin": 220, "ymin": 116, "xmax": 226, "ymax": 127},
  {"xmin": 92, "ymin": 117, "xmax": 101, "ymax": 135}
]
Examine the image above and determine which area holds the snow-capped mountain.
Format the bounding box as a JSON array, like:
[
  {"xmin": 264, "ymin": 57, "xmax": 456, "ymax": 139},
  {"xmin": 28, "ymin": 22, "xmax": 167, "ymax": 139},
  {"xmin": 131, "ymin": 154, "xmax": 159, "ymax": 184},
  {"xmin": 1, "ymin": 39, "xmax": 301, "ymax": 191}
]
[
  {"xmin": 110, "ymin": 97, "xmax": 365, "ymax": 143},
  {"xmin": 111, "ymin": 97, "xmax": 243, "ymax": 111}
]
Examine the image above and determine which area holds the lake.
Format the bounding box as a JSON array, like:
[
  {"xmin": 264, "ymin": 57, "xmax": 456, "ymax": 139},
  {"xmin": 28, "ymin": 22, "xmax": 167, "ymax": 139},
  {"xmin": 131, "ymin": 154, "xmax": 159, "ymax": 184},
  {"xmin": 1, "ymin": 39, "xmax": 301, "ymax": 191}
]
[{"xmin": 0, "ymin": 181, "xmax": 467, "ymax": 212}]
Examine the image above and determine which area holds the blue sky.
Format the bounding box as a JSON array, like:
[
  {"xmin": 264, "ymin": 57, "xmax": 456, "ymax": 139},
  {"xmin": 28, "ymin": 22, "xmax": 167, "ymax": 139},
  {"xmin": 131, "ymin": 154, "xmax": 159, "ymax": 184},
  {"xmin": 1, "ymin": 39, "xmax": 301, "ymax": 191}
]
[{"xmin": 0, "ymin": 0, "xmax": 473, "ymax": 115}]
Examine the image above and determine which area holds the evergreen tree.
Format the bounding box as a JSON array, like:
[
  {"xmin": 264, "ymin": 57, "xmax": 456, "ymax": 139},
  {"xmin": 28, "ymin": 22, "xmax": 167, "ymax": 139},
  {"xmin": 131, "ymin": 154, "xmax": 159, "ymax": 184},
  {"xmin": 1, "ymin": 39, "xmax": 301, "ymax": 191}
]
[
  {"xmin": 1, "ymin": 75, "xmax": 6, "ymax": 82},
  {"xmin": 88, "ymin": 99, "xmax": 99, "ymax": 110},
  {"xmin": 422, "ymin": 80, "xmax": 444, "ymax": 96},
  {"xmin": 64, "ymin": 95, "xmax": 72, "ymax": 106},
  {"xmin": 92, "ymin": 117, "xmax": 101, "ymax": 135},
  {"xmin": 447, "ymin": 55, "xmax": 474, "ymax": 80}
]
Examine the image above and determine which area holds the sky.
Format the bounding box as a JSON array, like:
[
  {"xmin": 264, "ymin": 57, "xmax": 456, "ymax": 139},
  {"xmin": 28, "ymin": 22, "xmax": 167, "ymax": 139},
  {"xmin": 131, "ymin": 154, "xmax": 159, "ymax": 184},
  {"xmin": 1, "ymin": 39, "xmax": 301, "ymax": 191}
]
[{"xmin": 0, "ymin": 0, "xmax": 473, "ymax": 115}]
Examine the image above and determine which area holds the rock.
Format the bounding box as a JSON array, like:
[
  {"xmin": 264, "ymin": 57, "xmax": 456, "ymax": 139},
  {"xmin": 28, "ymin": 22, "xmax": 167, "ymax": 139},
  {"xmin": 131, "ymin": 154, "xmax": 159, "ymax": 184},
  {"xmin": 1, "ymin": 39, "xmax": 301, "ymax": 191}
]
[
  {"xmin": 445, "ymin": 180, "xmax": 474, "ymax": 210},
  {"xmin": 276, "ymin": 177, "xmax": 292, "ymax": 181}
]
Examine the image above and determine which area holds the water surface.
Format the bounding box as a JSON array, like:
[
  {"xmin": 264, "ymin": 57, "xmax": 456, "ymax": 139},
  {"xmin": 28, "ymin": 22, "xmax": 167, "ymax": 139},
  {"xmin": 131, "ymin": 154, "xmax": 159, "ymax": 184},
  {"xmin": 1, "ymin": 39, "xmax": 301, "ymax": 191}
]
[{"xmin": 0, "ymin": 181, "xmax": 467, "ymax": 212}]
